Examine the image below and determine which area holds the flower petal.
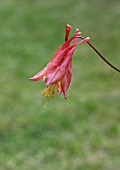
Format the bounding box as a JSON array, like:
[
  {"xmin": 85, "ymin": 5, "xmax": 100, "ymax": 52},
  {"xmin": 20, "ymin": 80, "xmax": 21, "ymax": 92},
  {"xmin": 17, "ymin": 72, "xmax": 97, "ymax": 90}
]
[
  {"xmin": 46, "ymin": 45, "xmax": 76, "ymax": 86},
  {"xmin": 29, "ymin": 67, "xmax": 47, "ymax": 81},
  {"xmin": 46, "ymin": 66, "xmax": 64, "ymax": 86},
  {"xmin": 61, "ymin": 67, "xmax": 72, "ymax": 99}
]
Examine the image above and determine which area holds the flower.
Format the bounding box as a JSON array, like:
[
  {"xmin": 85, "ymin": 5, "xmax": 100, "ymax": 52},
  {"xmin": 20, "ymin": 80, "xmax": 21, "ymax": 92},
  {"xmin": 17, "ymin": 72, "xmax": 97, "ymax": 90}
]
[{"xmin": 29, "ymin": 24, "xmax": 90, "ymax": 99}]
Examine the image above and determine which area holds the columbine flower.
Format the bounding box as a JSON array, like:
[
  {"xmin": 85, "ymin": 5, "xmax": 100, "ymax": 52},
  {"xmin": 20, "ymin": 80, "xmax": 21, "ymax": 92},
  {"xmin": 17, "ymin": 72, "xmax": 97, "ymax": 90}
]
[{"xmin": 29, "ymin": 24, "xmax": 90, "ymax": 99}]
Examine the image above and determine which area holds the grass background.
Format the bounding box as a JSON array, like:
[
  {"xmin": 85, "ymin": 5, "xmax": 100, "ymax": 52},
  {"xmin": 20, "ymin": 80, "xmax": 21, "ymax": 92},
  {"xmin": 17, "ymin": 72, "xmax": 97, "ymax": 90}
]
[{"xmin": 0, "ymin": 0, "xmax": 120, "ymax": 169}]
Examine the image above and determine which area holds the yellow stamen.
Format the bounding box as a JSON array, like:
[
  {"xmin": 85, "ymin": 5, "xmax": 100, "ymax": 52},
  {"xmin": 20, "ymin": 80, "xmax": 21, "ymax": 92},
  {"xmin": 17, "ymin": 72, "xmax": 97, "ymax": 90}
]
[
  {"xmin": 42, "ymin": 76, "xmax": 46, "ymax": 82},
  {"xmin": 42, "ymin": 84, "xmax": 55, "ymax": 98}
]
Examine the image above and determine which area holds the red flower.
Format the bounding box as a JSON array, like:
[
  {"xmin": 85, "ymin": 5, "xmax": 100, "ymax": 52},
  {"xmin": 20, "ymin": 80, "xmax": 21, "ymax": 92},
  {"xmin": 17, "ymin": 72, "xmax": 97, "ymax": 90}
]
[{"xmin": 29, "ymin": 25, "xmax": 90, "ymax": 99}]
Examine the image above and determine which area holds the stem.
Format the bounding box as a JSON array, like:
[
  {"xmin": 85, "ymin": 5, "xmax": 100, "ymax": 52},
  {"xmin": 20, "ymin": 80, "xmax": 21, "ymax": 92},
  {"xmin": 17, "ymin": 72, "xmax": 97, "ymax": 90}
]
[{"xmin": 79, "ymin": 36, "xmax": 120, "ymax": 73}]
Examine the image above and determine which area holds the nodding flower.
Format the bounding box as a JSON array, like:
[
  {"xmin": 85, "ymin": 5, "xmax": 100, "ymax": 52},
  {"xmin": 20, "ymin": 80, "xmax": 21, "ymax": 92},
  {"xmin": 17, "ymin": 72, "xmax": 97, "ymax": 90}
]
[{"xmin": 29, "ymin": 24, "xmax": 90, "ymax": 99}]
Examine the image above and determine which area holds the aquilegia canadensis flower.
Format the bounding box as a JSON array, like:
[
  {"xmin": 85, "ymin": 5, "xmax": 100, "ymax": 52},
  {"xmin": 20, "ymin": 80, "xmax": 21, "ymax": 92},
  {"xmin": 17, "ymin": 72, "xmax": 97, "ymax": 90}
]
[
  {"xmin": 29, "ymin": 24, "xmax": 90, "ymax": 99},
  {"xmin": 30, "ymin": 24, "xmax": 120, "ymax": 99}
]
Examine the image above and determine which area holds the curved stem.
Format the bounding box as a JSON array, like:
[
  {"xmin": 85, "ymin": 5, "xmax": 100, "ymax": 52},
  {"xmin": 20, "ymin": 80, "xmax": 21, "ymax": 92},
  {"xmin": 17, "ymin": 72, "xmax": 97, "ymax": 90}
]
[{"xmin": 78, "ymin": 36, "xmax": 120, "ymax": 73}]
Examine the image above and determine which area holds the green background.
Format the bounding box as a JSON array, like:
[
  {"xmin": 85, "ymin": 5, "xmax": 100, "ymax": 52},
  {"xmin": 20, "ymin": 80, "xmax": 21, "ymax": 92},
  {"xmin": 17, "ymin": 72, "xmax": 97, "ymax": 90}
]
[{"xmin": 0, "ymin": 0, "xmax": 120, "ymax": 169}]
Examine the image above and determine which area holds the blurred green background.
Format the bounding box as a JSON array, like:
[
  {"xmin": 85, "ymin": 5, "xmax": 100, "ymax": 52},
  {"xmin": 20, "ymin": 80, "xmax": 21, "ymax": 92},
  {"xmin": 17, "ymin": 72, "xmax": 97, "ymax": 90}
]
[{"xmin": 0, "ymin": 0, "xmax": 120, "ymax": 170}]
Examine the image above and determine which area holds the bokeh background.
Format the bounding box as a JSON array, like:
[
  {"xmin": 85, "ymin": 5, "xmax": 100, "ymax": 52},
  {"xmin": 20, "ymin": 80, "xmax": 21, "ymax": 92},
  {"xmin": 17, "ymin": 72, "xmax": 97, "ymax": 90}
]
[{"xmin": 0, "ymin": 0, "xmax": 120, "ymax": 170}]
